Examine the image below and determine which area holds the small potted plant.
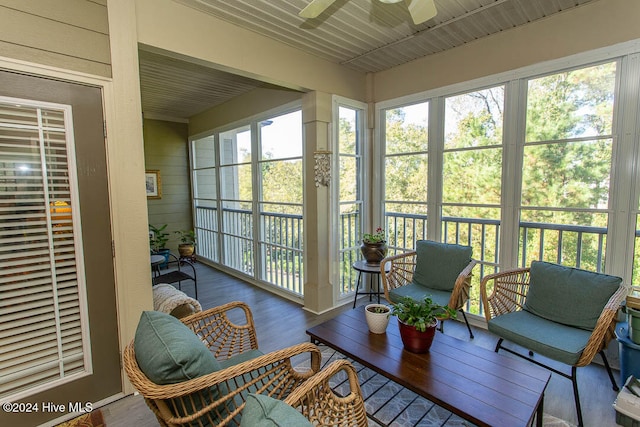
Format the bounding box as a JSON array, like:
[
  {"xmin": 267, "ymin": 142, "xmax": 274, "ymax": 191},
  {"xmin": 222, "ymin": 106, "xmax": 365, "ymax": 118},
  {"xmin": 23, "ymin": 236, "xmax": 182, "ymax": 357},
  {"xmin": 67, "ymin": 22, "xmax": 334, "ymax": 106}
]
[
  {"xmin": 390, "ymin": 296, "xmax": 456, "ymax": 353},
  {"xmin": 175, "ymin": 229, "xmax": 196, "ymax": 257},
  {"xmin": 149, "ymin": 224, "xmax": 169, "ymax": 252},
  {"xmin": 361, "ymin": 226, "xmax": 387, "ymax": 265},
  {"xmin": 149, "ymin": 224, "xmax": 170, "ymax": 267},
  {"xmin": 365, "ymin": 303, "xmax": 391, "ymax": 334}
]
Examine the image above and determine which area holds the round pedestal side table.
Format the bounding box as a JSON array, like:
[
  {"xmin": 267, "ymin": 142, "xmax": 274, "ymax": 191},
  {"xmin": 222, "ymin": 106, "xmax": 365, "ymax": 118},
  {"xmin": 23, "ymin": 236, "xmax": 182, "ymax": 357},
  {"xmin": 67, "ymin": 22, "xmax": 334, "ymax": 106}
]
[{"xmin": 352, "ymin": 259, "xmax": 391, "ymax": 309}]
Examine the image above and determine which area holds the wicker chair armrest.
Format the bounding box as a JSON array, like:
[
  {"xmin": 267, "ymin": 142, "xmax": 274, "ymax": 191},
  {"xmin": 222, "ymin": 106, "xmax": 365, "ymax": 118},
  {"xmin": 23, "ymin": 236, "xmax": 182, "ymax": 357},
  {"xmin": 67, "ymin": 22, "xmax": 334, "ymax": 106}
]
[
  {"xmin": 576, "ymin": 284, "xmax": 630, "ymax": 367},
  {"xmin": 124, "ymin": 342, "xmax": 322, "ymax": 427},
  {"xmin": 181, "ymin": 301, "xmax": 259, "ymax": 359},
  {"xmin": 284, "ymin": 359, "xmax": 368, "ymax": 427},
  {"xmin": 380, "ymin": 251, "xmax": 417, "ymax": 303},
  {"xmin": 448, "ymin": 259, "xmax": 477, "ymax": 311},
  {"xmin": 480, "ymin": 267, "xmax": 531, "ymax": 321}
]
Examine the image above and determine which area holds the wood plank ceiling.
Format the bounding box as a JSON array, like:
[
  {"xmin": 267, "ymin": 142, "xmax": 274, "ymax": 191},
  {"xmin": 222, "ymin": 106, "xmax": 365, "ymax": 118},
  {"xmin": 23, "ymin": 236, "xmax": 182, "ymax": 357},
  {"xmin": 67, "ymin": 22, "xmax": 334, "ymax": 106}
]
[{"xmin": 139, "ymin": 0, "xmax": 599, "ymax": 120}]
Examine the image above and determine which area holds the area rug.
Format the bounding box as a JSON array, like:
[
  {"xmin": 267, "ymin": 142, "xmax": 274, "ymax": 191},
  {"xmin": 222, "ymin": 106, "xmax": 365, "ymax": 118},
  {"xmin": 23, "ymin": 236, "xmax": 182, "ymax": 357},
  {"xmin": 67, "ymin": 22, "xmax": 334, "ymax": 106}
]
[
  {"xmin": 54, "ymin": 409, "xmax": 105, "ymax": 427},
  {"xmin": 298, "ymin": 345, "xmax": 574, "ymax": 427}
]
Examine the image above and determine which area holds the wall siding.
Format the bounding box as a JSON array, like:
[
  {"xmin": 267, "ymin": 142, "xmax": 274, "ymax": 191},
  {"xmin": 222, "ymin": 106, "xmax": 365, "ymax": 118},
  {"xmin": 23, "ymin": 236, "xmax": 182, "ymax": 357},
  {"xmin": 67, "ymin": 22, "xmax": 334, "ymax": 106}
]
[
  {"xmin": 0, "ymin": 0, "xmax": 111, "ymax": 77},
  {"xmin": 144, "ymin": 119, "xmax": 192, "ymax": 252}
]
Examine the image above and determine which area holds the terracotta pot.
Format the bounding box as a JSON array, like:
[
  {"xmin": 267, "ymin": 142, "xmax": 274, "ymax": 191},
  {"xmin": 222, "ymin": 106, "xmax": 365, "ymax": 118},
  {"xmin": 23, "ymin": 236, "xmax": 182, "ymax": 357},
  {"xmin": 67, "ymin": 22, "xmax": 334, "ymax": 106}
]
[
  {"xmin": 365, "ymin": 304, "xmax": 390, "ymax": 334},
  {"xmin": 360, "ymin": 241, "xmax": 388, "ymax": 265},
  {"xmin": 398, "ymin": 319, "xmax": 438, "ymax": 353}
]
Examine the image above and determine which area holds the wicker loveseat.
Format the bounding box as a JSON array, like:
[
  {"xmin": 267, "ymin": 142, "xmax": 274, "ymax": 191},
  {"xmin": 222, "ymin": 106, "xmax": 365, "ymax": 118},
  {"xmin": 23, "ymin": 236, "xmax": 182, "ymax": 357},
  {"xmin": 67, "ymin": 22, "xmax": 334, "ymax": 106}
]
[
  {"xmin": 480, "ymin": 261, "xmax": 629, "ymax": 427},
  {"xmin": 124, "ymin": 301, "xmax": 322, "ymax": 426},
  {"xmin": 380, "ymin": 240, "xmax": 477, "ymax": 338}
]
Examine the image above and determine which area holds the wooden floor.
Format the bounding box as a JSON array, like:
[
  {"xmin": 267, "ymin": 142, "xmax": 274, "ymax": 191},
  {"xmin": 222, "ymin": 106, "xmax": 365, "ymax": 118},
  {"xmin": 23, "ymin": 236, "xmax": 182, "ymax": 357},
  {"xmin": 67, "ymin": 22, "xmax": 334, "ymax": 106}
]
[{"xmin": 102, "ymin": 262, "xmax": 622, "ymax": 427}]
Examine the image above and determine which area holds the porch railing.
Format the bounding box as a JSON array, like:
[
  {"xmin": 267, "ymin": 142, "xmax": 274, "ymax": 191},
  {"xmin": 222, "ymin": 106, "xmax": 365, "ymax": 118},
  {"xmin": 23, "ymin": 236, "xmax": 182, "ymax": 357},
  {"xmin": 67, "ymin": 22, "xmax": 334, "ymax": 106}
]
[
  {"xmin": 195, "ymin": 206, "xmax": 304, "ymax": 296},
  {"xmin": 260, "ymin": 211, "xmax": 303, "ymax": 295},
  {"xmin": 385, "ymin": 212, "xmax": 608, "ymax": 317},
  {"xmin": 519, "ymin": 221, "xmax": 607, "ymax": 272},
  {"xmin": 195, "ymin": 206, "xmax": 609, "ymax": 315},
  {"xmin": 338, "ymin": 211, "xmax": 360, "ymax": 295},
  {"xmin": 194, "ymin": 205, "xmax": 218, "ymax": 263}
]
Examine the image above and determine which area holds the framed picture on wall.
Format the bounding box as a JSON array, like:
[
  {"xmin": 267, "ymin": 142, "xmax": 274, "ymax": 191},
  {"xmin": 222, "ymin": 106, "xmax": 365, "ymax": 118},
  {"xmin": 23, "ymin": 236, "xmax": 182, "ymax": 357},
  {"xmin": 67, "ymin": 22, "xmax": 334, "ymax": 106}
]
[{"xmin": 145, "ymin": 170, "xmax": 162, "ymax": 199}]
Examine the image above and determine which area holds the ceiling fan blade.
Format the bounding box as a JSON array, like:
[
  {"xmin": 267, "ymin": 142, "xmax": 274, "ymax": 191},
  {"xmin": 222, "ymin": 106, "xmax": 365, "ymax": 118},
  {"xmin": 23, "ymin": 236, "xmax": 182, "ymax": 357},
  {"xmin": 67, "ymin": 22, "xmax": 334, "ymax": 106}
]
[
  {"xmin": 299, "ymin": 0, "xmax": 339, "ymax": 19},
  {"xmin": 406, "ymin": 0, "xmax": 437, "ymax": 25}
]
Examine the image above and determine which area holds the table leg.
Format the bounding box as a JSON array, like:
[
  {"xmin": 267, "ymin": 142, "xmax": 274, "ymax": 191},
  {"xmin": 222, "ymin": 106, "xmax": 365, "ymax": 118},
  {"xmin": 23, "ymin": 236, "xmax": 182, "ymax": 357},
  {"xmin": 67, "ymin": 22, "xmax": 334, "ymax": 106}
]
[
  {"xmin": 535, "ymin": 394, "xmax": 544, "ymax": 427},
  {"xmin": 353, "ymin": 270, "xmax": 363, "ymax": 308}
]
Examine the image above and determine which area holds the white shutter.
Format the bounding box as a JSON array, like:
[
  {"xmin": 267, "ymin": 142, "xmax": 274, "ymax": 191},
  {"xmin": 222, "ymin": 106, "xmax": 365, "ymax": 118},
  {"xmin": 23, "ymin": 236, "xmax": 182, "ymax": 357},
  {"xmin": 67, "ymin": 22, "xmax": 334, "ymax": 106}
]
[{"xmin": 0, "ymin": 98, "xmax": 90, "ymax": 401}]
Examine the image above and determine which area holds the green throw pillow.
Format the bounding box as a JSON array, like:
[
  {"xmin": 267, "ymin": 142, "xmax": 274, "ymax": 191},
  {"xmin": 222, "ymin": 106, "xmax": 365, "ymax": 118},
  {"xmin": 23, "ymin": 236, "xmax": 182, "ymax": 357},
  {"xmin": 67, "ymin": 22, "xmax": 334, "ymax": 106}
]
[
  {"xmin": 412, "ymin": 240, "xmax": 472, "ymax": 291},
  {"xmin": 524, "ymin": 261, "xmax": 622, "ymax": 330},
  {"xmin": 240, "ymin": 394, "xmax": 312, "ymax": 427},
  {"xmin": 134, "ymin": 310, "xmax": 221, "ymax": 384}
]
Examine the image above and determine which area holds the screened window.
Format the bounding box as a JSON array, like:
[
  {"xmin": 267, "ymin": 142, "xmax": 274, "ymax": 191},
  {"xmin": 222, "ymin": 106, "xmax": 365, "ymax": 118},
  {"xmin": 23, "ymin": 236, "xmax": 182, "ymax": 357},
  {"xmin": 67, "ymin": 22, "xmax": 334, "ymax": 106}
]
[
  {"xmin": 378, "ymin": 54, "xmax": 630, "ymax": 316},
  {"xmin": 520, "ymin": 62, "xmax": 616, "ymax": 270},
  {"xmin": 192, "ymin": 135, "xmax": 219, "ymax": 262},
  {"xmin": 258, "ymin": 111, "xmax": 303, "ymax": 294},
  {"xmin": 443, "ymin": 87, "xmax": 505, "ymax": 311},
  {"xmin": 219, "ymin": 126, "xmax": 253, "ymax": 274},
  {"xmin": 383, "ymin": 102, "xmax": 429, "ymax": 252},
  {"xmin": 336, "ymin": 103, "xmax": 364, "ymax": 297},
  {"xmin": 0, "ymin": 98, "xmax": 90, "ymax": 401},
  {"xmin": 191, "ymin": 107, "xmax": 304, "ymax": 296}
]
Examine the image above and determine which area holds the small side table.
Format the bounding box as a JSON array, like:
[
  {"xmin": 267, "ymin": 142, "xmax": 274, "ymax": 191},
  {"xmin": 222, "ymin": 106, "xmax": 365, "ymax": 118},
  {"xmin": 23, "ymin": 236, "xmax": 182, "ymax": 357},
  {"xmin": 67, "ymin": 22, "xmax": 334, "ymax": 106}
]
[
  {"xmin": 151, "ymin": 254, "xmax": 165, "ymax": 277},
  {"xmin": 352, "ymin": 260, "xmax": 391, "ymax": 309}
]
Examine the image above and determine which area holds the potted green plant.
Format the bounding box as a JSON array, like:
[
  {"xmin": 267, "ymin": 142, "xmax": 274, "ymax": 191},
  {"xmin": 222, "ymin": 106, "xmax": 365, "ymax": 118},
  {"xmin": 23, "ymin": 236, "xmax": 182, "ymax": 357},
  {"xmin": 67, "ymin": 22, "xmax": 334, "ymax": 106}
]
[
  {"xmin": 149, "ymin": 224, "xmax": 170, "ymax": 266},
  {"xmin": 361, "ymin": 226, "xmax": 387, "ymax": 265},
  {"xmin": 175, "ymin": 229, "xmax": 196, "ymax": 257},
  {"xmin": 364, "ymin": 303, "xmax": 391, "ymax": 334},
  {"xmin": 390, "ymin": 296, "xmax": 456, "ymax": 353}
]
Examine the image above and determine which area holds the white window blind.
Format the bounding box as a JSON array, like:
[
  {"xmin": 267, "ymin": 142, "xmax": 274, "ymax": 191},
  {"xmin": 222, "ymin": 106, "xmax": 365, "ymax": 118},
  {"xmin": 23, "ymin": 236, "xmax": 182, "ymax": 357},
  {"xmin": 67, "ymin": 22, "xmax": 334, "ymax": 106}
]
[{"xmin": 0, "ymin": 97, "xmax": 90, "ymax": 402}]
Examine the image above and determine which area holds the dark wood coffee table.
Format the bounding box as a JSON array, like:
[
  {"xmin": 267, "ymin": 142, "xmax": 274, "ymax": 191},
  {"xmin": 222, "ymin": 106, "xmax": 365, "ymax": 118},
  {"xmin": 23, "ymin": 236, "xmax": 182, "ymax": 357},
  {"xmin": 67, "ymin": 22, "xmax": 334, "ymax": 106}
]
[{"xmin": 307, "ymin": 307, "xmax": 550, "ymax": 427}]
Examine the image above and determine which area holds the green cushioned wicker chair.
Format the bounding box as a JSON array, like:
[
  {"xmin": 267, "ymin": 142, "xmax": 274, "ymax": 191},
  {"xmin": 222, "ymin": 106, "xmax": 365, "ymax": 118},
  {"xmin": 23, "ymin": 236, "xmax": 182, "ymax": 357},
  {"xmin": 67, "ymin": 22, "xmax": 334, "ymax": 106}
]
[
  {"xmin": 380, "ymin": 240, "xmax": 477, "ymax": 338},
  {"xmin": 480, "ymin": 261, "xmax": 629, "ymax": 427},
  {"xmin": 124, "ymin": 301, "xmax": 322, "ymax": 426}
]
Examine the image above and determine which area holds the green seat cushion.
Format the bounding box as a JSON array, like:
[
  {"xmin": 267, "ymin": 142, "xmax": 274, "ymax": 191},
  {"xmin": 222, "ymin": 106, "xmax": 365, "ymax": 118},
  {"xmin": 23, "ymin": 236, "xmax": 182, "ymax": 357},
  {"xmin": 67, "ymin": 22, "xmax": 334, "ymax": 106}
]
[
  {"xmin": 488, "ymin": 310, "xmax": 593, "ymax": 365},
  {"xmin": 134, "ymin": 310, "xmax": 221, "ymax": 384},
  {"xmin": 412, "ymin": 240, "xmax": 472, "ymax": 291},
  {"xmin": 240, "ymin": 393, "xmax": 312, "ymax": 427},
  {"xmin": 389, "ymin": 284, "xmax": 451, "ymax": 307},
  {"xmin": 524, "ymin": 261, "xmax": 622, "ymax": 330}
]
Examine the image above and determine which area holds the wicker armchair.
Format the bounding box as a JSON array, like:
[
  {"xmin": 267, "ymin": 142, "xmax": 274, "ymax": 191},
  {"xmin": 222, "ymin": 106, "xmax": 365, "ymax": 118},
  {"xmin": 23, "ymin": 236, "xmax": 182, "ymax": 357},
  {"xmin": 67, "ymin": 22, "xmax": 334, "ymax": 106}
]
[
  {"xmin": 124, "ymin": 301, "xmax": 322, "ymax": 427},
  {"xmin": 380, "ymin": 242, "xmax": 477, "ymax": 338},
  {"xmin": 285, "ymin": 359, "xmax": 368, "ymax": 427},
  {"xmin": 480, "ymin": 263, "xmax": 629, "ymax": 427}
]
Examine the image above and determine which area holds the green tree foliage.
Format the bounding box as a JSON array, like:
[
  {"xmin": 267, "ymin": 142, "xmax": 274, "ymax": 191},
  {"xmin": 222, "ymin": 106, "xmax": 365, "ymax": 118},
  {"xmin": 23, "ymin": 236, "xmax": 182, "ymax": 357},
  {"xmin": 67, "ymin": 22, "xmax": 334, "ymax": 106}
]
[
  {"xmin": 384, "ymin": 107, "xmax": 429, "ymax": 211},
  {"xmin": 523, "ymin": 63, "xmax": 615, "ymax": 215},
  {"xmin": 261, "ymin": 158, "xmax": 303, "ymax": 209},
  {"xmin": 338, "ymin": 113, "xmax": 359, "ymax": 213}
]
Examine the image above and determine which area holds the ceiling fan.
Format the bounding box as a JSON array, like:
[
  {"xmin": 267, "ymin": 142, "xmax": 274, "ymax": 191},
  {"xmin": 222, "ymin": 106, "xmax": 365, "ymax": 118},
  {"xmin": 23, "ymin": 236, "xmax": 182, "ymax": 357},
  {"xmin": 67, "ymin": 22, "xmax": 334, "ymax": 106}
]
[{"xmin": 299, "ymin": 0, "xmax": 437, "ymax": 25}]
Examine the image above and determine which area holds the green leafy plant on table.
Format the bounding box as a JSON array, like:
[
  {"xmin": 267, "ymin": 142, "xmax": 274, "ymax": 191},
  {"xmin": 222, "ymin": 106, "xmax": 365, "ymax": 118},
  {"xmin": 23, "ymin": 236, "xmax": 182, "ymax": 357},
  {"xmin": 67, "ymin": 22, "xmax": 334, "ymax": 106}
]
[{"xmin": 390, "ymin": 296, "xmax": 456, "ymax": 332}]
